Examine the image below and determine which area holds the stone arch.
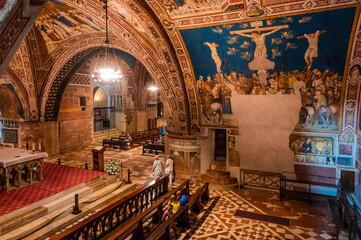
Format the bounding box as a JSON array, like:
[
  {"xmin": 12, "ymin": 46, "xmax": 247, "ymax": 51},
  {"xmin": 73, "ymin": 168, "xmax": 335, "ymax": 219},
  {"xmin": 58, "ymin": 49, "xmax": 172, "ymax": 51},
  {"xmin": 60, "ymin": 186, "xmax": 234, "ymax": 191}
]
[
  {"xmin": 40, "ymin": 34, "xmax": 187, "ymax": 132},
  {"xmin": 44, "ymin": 48, "xmax": 100, "ymax": 121},
  {"xmin": 93, "ymin": 87, "xmax": 108, "ymax": 108}
]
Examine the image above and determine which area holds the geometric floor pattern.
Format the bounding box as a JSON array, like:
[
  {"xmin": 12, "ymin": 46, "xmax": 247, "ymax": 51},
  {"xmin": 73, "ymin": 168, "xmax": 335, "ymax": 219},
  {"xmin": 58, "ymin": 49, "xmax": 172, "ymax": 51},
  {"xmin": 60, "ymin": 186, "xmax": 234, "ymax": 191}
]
[
  {"xmin": 44, "ymin": 144, "xmax": 348, "ymax": 240},
  {"xmin": 175, "ymin": 189, "xmax": 347, "ymax": 240}
]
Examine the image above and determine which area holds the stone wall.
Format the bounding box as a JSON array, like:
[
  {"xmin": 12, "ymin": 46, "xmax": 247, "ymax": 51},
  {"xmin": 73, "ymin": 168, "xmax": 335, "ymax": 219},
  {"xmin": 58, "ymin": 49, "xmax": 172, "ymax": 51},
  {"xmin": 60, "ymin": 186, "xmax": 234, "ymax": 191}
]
[
  {"xmin": 58, "ymin": 80, "xmax": 93, "ymax": 152},
  {"xmin": 229, "ymin": 94, "xmax": 300, "ymax": 175}
]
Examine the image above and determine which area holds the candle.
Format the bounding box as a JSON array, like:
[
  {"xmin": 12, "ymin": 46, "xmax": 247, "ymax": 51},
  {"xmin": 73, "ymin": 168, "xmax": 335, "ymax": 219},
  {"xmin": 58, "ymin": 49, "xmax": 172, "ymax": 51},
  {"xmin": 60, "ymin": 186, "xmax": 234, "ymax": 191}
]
[
  {"xmin": 39, "ymin": 142, "xmax": 42, "ymax": 151},
  {"xmin": 32, "ymin": 142, "xmax": 35, "ymax": 151}
]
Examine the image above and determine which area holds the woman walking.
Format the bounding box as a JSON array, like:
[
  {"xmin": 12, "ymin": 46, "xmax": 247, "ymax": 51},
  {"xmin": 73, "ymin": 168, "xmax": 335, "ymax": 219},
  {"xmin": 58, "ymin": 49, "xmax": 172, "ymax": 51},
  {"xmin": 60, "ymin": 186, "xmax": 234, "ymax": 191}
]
[{"xmin": 150, "ymin": 155, "xmax": 163, "ymax": 180}]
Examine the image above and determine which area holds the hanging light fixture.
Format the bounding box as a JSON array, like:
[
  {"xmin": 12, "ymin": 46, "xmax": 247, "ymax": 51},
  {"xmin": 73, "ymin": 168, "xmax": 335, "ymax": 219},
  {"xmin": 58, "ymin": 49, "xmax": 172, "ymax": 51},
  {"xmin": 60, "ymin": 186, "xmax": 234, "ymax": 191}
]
[
  {"xmin": 92, "ymin": 0, "xmax": 122, "ymax": 84},
  {"xmin": 147, "ymin": 79, "xmax": 158, "ymax": 92},
  {"xmin": 147, "ymin": 85, "xmax": 159, "ymax": 91}
]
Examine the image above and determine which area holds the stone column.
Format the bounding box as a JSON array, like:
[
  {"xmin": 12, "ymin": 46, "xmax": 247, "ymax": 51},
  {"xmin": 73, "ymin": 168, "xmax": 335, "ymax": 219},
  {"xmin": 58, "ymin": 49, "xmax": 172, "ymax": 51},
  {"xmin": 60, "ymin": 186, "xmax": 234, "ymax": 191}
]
[
  {"xmin": 167, "ymin": 133, "xmax": 201, "ymax": 173},
  {"xmin": 136, "ymin": 111, "xmax": 147, "ymax": 132},
  {"xmin": 18, "ymin": 121, "xmax": 59, "ymax": 156}
]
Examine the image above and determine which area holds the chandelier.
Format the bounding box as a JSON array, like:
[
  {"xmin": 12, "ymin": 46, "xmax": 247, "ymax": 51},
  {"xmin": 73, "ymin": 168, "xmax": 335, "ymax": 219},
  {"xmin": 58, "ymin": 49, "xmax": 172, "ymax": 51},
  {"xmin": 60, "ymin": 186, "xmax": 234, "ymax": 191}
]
[
  {"xmin": 147, "ymin": 85, "xmax": 159, "ymax": 91},
  {"xmin": 92, "ymin": 0, "xmax": 122, "ymax": 84}
]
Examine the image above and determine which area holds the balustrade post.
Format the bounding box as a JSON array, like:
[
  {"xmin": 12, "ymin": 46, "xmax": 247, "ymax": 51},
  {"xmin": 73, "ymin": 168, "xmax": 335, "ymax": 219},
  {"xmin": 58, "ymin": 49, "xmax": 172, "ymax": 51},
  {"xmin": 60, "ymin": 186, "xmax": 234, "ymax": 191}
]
[
  {"xmin": 133, "ymin": 221, "xmax": 144, "ymax": 239},
  {"xmin": 72, "ymin": 194, "xmax": 82, "ymax": 215},
  {"xmin": 164, "ymin": 176, "xmax": 169, "ymax": 194},
  {"xmin": 178, "ymin": 207, "xmax": 190, "ymax": 228},
  {"xmin": 152, "ymin": 203, "xmax": 163, "ymax": 223},
  {"xmin": 127, "ymin": 169, "xmax": 131, "ymax": 183}
]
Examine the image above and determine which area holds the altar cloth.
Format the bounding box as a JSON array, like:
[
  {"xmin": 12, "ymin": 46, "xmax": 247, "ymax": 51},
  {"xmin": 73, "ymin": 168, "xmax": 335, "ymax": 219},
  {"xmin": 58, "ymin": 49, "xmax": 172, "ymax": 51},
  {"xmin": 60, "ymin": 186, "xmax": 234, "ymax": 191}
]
[{"xmin": 0, "ymin": 147, "xmax": 48, "ymax": 168}]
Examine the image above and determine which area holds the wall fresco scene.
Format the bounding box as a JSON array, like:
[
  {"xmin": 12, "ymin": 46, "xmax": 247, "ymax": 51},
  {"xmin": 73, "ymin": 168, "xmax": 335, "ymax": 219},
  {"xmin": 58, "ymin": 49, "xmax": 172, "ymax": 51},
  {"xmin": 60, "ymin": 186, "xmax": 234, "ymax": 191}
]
[{"xmin": 180, "ymin": 7, "xmax": 356, "ymax": 132}]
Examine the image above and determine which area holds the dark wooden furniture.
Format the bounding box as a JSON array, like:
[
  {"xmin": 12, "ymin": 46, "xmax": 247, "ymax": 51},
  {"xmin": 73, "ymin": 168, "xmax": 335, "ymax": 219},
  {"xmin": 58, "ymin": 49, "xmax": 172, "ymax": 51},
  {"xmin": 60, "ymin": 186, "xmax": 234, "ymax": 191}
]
[
  {"xmin": 91, "ymin": 146, "xmax": 106, "ymax": 171},
  {"xmin": 50, "ymin": 176, "xmax": 169, "ymax": 240},
  {"xmin": 102, "ymin": 129, "xmax": 159, "ymax": 151},
  {"xmin": 280, "ymin": 171, "xmax": 339, "ymax": 203},
  {"xmin": 338, "ymin": 183, "xmax": 360, "ymax": 240},
  {"xmin": 240, "ymin": 168, "xmax": 281, "ymax": 190},
  {"xmin": 142, "ymin": 144, "xmax": 165, "ymax": 155},
  {"xmin": 341, "ymin": 170, "xmax": 355, "ymax": 193},
  {"xmin": 146, "ymin": 183, "xmax": 210, "ymax": 240},
  {"xmin": 101, "ymin": 180, "xmax": 191, "ymax": 240},
  {"xmin": 103, "ymin": 138, "xmax": 127, "ymax": 149}
]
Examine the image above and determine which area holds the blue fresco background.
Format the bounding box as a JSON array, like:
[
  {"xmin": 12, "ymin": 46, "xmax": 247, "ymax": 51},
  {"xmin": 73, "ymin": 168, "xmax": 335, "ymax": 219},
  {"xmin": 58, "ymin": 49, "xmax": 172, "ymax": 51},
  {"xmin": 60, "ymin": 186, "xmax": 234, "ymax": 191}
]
[{"xmin": 180, "ymin": 7, "xmax": 356, "ymax": 79}]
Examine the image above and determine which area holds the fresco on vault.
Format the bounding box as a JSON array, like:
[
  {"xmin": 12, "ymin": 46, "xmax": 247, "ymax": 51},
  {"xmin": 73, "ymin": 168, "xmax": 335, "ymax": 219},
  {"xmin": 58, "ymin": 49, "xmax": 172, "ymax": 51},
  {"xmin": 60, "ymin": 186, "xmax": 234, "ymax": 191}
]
[
  {"xmin": 160, "ymin": 0, "xmax": 244, "ymax": 18},
  {"xmin": 35, "ymin": 0, "xmax": 101, "ymax": 53},
  {"xmin": 180, "ymin": 7, "xmax": 356, "ymax": 131},
  {"xmin": 0, "ymin": 84, "xmax": 24, "ymax": 119}
]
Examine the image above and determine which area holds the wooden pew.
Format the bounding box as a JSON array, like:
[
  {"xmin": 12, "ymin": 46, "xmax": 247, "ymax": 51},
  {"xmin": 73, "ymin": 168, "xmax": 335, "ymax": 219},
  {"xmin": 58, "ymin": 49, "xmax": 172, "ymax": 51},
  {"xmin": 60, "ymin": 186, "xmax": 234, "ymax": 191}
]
[
  {"xmin": 187, "ymin": 182, "xmax": 209, "ymax": 212},
  {"xmin": 145, "ymin": 182, "xmax": 210, "ymax": 240},
  {"xmin": 142, "ymin": 144, "xmax": 165, "ymax": 155},
  {"xmin": 50, "ymin": 176, "xmax": 169, "ymax": 240},
  {"xmin": 145, "ymin": 206, "xmax": 189, "ymax": 240},
  {"xmin": 100, "ymin": 179, "xmax": 190, "ymax": 240}
]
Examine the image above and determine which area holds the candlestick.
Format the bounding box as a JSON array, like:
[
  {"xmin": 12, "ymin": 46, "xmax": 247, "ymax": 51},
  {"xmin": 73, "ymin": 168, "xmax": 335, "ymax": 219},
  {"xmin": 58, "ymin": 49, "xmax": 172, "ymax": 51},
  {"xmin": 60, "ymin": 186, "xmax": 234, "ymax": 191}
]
[
  {"xmin": 32, "ymin": 142, "xmax": 35, "ymax": 152},
  {"xmin": 38, "ymin": 142, "xmax": 42, "ymax": 151}
]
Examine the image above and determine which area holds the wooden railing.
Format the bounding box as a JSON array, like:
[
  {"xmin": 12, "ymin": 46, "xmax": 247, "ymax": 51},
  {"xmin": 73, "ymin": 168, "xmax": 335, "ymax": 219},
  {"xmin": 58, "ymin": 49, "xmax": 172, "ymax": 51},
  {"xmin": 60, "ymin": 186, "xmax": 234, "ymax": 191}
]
[
  {"xmin": 240, "ymin": 168, "xmax": 281, "ymax": 190},
  {"xmin": 101, "ymin": 180, "xmax": 190, "ymax": 240},
  {"xmin": 338, "ymin": 183, "xmax": 361, "ymax": 240},
  {"xmin": 50, "ymin": 176, "xmax": 169, "ymax": 240},
  {"xmin": 280, "ymin": 172, "xmax": 339, "ymax": 203},
  {"xmin": 146, "ymin": 182, "xmax": 210, "ymax": 240}
]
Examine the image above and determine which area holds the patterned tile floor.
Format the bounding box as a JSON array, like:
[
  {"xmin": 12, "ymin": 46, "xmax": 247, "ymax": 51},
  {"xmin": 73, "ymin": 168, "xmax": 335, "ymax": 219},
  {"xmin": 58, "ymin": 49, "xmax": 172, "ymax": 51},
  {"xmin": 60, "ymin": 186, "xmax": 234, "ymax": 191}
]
[{"xmin": 44, "ymin": 145, "xmax": 348, "ymax": 239}]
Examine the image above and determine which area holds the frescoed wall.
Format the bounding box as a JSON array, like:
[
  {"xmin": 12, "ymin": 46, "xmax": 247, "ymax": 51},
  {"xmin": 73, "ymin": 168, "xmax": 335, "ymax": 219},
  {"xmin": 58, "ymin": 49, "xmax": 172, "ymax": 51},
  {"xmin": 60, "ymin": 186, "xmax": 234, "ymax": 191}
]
[
  {"xmin": 35, "ymin": 0, "xmax": 101, "ymax": 53},
  {"xmin": 180, "ymin": 7, "xmax": 356, "ymax": 132},
  {"xmin": 0, "ymin": 84, "xmax": 24, "ymax": 119}
]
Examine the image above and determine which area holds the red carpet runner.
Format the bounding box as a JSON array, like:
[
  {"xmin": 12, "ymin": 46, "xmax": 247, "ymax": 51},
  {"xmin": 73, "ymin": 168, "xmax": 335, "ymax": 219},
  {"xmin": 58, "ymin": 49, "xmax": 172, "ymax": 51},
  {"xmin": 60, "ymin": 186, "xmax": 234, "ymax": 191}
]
[{"xmin": 0, "ymin": 163, "xmax": 104, "ymax": 217}]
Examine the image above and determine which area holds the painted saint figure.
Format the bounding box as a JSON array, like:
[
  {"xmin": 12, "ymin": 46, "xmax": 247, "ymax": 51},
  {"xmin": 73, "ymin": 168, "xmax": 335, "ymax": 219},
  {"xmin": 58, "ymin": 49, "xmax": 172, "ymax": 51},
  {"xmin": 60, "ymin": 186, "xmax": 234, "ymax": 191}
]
[
  {"xmin": 298, "ymin": 30, "xmax": 326, "ymax": 69},
  {"xmin": 230, "ymin": 26, "xmax": 284, "ymax": 59},
  {"xmin": 204, "ymin": 42, "xmax": 222, "ymax": 73}
]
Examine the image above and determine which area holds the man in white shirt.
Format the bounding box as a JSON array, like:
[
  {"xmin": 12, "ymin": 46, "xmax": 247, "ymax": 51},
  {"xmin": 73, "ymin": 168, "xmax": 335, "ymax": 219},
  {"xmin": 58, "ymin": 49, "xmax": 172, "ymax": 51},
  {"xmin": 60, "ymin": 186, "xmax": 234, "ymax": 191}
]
[{"xmin": 164, "ymin": 155, "xmax": 174, "ymax": 185}]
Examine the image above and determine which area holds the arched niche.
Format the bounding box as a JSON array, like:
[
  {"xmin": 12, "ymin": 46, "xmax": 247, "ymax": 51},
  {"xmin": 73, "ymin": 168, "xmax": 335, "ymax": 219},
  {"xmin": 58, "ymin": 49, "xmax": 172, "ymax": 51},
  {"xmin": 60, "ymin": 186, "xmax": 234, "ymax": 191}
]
[{"xmin": 93, "ymin": 86, "xmax": 108, "ymax": 108}]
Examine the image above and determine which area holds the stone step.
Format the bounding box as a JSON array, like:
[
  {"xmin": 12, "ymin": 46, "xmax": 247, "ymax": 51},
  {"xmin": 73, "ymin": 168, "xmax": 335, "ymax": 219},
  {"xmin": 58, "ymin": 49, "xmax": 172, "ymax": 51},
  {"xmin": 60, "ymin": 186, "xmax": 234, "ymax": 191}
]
[
  {"xmin": 0, "ymin": 174, "xmax": 116, "ymax": 236},
  {"xmin": 200, "ymin": 174, "xmax": 237, "ymax": 184},
  {"xmin": 1, "ymin": 182, "xmax": 136, "ymax": 240},
  {"xmin": 210, "ymin": 164, "xmax": 226, "ymax": 171},
  {"xmin": 199, "ymin": 181, "xmax": 239, "ymax": 191},
  {"xmin": 0, "ymin": 174, "xmax": 105, "ymax": 226},
  {"xmin": 212, "ymin": 160, "xmax": 226, "ymax": 166},
  {"xmin": 206, "ymin": 169, "xmax": 230, "ymax": 178}
]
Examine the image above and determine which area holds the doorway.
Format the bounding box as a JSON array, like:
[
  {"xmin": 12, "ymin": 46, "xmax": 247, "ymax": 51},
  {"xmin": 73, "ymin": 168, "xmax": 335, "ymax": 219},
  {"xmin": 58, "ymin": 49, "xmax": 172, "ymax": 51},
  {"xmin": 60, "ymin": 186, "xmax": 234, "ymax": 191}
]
[{"xmin": 214, "ymin": 129, "xmax": 227, "ymax": 161}]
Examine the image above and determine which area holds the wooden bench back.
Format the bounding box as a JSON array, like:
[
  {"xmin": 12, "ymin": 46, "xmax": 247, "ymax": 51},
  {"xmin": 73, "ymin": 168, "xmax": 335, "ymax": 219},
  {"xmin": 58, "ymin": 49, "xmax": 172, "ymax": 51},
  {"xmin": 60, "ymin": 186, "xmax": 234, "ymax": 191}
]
[
  {"xmin": 101, "ymin": 180, "xmax": 190, "ymax": 240},
  {"xmin": 145, "ymin": 182, "xmax": 210, "ymax": 240},
  {"xmin": 50, "ymin": 176, "xmax": 169, "ymax": 240}
]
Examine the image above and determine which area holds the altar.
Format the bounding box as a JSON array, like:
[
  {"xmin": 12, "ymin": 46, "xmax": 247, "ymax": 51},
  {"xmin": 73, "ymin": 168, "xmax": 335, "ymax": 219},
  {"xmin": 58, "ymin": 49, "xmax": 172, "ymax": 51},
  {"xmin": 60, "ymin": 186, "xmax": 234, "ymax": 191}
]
[{"xmin": 0, "ymin": 147, "xmax": 48, "ymax": 191}]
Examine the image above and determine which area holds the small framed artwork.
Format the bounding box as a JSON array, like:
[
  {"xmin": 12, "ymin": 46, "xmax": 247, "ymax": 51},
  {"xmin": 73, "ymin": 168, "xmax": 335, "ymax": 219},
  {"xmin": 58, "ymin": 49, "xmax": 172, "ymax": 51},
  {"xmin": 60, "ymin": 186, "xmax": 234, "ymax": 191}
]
[
  {"xmin": 337, "ymin": 157, "xmax": 354, "ymax": 167},
  {"xmin": 306, "ymin": 155, "xmax": 315, "ymax": 163},
  {"xmin": 326, "ymin": 157, "xmax": 335, "ymax": 165},
  {"xmin": 315, "ymin": 156, "xmax": 326, "ymax": 164},
  {"xmin": 295, "ymin": 154, "xmax": 306, "ymax": 163},
  {"xmin": 339, "ymin": 144, "xmax": 353, "ymax": 155}
]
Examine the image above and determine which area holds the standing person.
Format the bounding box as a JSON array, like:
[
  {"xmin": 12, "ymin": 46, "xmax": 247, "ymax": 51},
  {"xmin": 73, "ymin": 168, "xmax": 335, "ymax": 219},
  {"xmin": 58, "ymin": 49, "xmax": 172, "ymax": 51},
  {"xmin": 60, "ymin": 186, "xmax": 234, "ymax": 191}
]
[
  {"xmin": 125, "ymin": 134, "xmax": 132, "ymax": 148},
  {"xmin": 165, "ymin": 155, "xmax": 174, "ymax": 185},
  {"xmin": 150, "ymin": 155, "xmax": 163, "ymax": 180}
]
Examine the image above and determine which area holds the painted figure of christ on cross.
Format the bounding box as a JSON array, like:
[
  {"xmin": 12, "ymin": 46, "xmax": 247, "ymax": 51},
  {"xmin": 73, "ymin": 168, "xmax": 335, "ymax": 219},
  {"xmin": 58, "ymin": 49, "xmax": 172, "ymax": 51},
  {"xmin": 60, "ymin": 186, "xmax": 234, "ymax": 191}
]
[{"xmin": 230, "ymin": 25, "xmax": 288, "ymax": 59}]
